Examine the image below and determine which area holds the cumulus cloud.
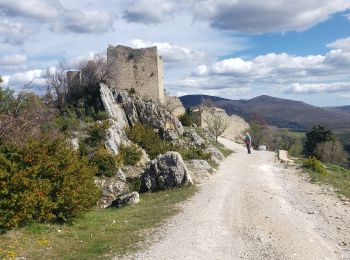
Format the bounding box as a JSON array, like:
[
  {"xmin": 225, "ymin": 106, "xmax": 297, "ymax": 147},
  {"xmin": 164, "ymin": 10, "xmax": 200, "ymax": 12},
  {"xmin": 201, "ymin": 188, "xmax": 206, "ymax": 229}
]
[
  {"xmin": 281, "ymin": 82, "xmax": 350, "ymax": 94},
  {"xmin": 0, "ymin": 54, "xmax": 27, "ymax": 72},
  {"xmin": 194, "ymin": 0, "xmax": 350, "ymax": 33},
  {"xmin": 2, "ymin": 69, "xmax": 45, "ymax": 92},
  {"xmin": 129, "ymin": 39, "xmax": 211, "ymax": 65},
  {"xmin": 123, "ymin": 0, "xmax": 177, "ymax": 24},
  {"xmin": 51, "ymin": 9, "xmax": 114, "ymax": 33},
  {"xmin": 0, "ymin": 20, "xmax": 32, "ymax": 44},
  {"xmin": 327, "ymin": 37, "xmax": 350, "ymax": 51},
  {"xmin": 187, "ymin": 47, "xmax": 350, "ymax": 95},
  {"xmin": 0, "ymin": 0, "xmax": 62, "ymax": 21}
]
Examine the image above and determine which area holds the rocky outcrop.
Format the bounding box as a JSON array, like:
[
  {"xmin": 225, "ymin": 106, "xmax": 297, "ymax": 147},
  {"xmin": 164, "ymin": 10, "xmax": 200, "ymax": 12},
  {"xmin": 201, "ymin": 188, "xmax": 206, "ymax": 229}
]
[
  {"xmin": 183, "ymin": 129, "xmax": 206, "ymax": 147},
  {"xmin": 115, "ymin": 90, "xmax": 184, "ymax": 141},
  {"xmin": 165, "ymin": 96, "xmax": 186, "ymax": 117},
  {"xmin": 186, "ymin": 160, "xmax": 215, "ymax": 181},
  {"xmin": 141, "ymin": 152, "xmax": 193, "ymax": 192},
  {"xmin": 100, "ymin": 83, "xmax": 184, "ymax": 144},
  {"xmin": 109, "ymin": 192, "xmax": 140, "ymax": 208},
  {"xmin": 205, "ymin": 144, "xmax": 225, "ymax": 164},
  {"xmin": 95, "ymin": 169, "xmax": 129, "ymax": 208}
]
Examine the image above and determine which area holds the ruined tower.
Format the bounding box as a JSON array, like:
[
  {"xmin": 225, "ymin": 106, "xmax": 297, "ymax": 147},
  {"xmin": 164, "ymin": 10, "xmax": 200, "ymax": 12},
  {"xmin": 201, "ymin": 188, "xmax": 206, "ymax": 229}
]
[{"xmin": 107, "ymin": 45, "xmax": 165, "ymax": 103}]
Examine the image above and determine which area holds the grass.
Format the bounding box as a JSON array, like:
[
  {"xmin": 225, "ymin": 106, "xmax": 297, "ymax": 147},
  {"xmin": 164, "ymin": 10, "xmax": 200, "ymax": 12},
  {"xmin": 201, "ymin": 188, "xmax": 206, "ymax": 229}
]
[
  {"xmin": 302, "ymin": 162, "xmax": 350, "ymax": 198},
  {"xmin": 0, "ymin": 186, "xmax": 197, "ymax": 260}
]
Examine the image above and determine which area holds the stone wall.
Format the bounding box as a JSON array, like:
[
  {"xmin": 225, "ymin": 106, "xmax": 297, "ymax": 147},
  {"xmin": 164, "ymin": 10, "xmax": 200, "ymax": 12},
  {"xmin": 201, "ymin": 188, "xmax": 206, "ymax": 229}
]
[{"xmin": 107, "ymin": 45, "xmax": 165, "ymax": 103}]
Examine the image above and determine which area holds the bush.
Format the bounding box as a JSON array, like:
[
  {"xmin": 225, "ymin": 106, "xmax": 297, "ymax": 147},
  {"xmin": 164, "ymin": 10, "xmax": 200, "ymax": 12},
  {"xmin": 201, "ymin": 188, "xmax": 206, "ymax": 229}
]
[
  {"xmin": 177, "ymin": 147, "xmax": 211, "ymax": 160},
  {"xmin": 126, "ymin": 124, "xmax": 172, "ymax": 159},
  {"xmin": 0, "ymin": 138, "xmax": 100, "ymax": 231},
  {"xmin": 303, "ymin": 156, "xmax": 328, "ymax": 175},
  {"xmin": 91, "ymin": 146, "xmax": 119, "ymax": 177},
  {"xmin": 85, "ymin": 121, "xmax": 111, "ymax": 147},
  {"xmin": 315, "ymin": 140, "xmax": 348, "ymax": 166},
  {"xmin": 179, "ymin": 114, "xmax": 193, "ymax": 127},
  {"xmin": 117, "ymin": 144, "xmax": 142, "ymax": 166}
]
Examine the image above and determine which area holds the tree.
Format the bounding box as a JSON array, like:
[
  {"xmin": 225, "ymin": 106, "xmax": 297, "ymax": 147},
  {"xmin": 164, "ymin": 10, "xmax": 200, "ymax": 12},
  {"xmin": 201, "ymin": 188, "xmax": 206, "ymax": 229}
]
[
  {"xmin": 315, "ymin": 140, "xmax": 347, "ymax": 166},
  {"xmin": 205, "ymin": 113, "xmax": 228, "ymax": 143},
  {"xmin": 44, "ymin": 60, "xmax": 69, "ymax": 111},
  {"xmin": 0, "ymin": 75, "xmax": 3, "ymax": 84},
  {"xmin": 304, "ymin": 125, "xmax": 335, "ymax": 157}
]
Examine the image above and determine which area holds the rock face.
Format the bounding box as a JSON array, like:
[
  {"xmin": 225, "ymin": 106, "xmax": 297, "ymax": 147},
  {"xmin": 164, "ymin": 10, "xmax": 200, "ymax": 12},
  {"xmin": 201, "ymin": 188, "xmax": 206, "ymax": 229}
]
[
  {"xmin": 95, "ymin": 169, "xmax": 128, "ymax": 208},
  {"xmin": 141, "ymin": 151, "xmax": 193, "ymax": 192},
  {"xmin": 115, "ymin": 90, "xmax": 184, "ymax": 141},
  {"xmin": 109, "ymin": 192, "xmax": 140, "ymax": 208},
  {"xmin": 100, "ymin": 83, "xmax": 184, "ymax": 145},
  {"xmin": 183, "ymin": 129, "xmax": 206, "ymax": 147},
  {"xmin": 165, "ymin": 96, "xmax": 186, "ymax": 117},
  {"xmin": 186, "ymin": 160, "xmax": 215, "ymax": 182}
]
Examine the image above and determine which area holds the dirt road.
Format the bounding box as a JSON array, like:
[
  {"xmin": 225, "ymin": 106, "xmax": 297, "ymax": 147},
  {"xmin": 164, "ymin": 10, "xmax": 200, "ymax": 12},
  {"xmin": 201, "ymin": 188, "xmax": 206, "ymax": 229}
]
[{"xmin": 124, "ymin": 138, "xmax": 350, "ymax": 260}]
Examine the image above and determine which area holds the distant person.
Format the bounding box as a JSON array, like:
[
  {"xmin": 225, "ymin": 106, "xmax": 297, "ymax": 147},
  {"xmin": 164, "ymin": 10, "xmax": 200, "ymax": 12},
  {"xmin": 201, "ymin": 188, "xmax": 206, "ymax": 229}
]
[{"xmin": 245, "ymin": 132, "xmax": 252, "ymax": 154}]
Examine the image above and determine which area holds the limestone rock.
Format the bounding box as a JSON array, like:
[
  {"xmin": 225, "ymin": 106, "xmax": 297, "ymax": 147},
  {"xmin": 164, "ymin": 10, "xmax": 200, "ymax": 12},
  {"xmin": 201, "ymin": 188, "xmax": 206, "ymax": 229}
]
[
  {"xmin": 186, "ymin": 160, "xmax": 215, "ymax": 181},
  {"xmin": 141, "ymin": 151, "xmax": 193, "ymax": 192},
  {"xmin": 278, "ymin": 150, "xmax": 293, "ymax": 163},
  {"xmin": 205, "ymin": 144, "xmax": 225, "ymax": 164},
  {"xmin": 183, "ymin": 129, "xmax": 206, "ymax": 147},
  {"xmin": 110, "ymin": 192, "xmax": 140, "ymax": 208},
  {"xmin": 164, "ymin": 96, "xmax": 186, "ymax": 117},
  {"xmin": 115, "ymin": 90, "xmax": 184, "ymax": 141},
  {"xmin": 95, "ymin": 169, "xmax": 128, "ymax": 208},
  {"xmin": 258, "ymin": 145, "xmax": 267, "ymax": 151}
]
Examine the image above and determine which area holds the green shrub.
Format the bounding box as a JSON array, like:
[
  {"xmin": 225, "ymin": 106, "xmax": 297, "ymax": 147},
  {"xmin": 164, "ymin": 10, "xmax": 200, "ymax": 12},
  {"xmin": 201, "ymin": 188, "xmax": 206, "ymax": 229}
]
[
  {"xmin": 0, "ymin": 138, "xmax": 100, "ymax": 231},
  {"xmin": 85, "ymin": 121, "xmax": 111, "ymax": 147},
  {"xmin": 177, "ymin": 147, "xmax": 211, "ymax": 160},
  {"xmin": 94, "ymin": 111, "xmax": 110, "ymax": 121},
  {"xmin": 91, "ymin": 146, "xmax": 118, "ymax": 177},
  {"xmin": 117, "ymin": 144, "xmax": 142, "ymax": 166},
  {"xmin": 126, "ymin": 124, "xmax": 172, "ymax": 159},
  {"xmin": 303, "ymin": 156, "xmax": 328, "ymax": 175},
  {"xmin": 179, "ymin": 114, "xmax": 193, "ymax": 127}
]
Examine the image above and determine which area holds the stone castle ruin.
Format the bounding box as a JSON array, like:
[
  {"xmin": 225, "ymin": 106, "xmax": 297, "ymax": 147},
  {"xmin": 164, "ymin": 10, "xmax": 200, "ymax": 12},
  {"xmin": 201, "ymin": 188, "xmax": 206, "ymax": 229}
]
[{"xmin": 67, "ymin": 45, "xmax": 165, "ymax": 104}]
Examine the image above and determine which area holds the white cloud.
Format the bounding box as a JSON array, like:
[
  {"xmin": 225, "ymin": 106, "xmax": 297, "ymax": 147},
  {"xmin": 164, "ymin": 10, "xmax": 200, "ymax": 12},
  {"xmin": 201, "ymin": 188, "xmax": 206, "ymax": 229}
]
[
  {"xmin": 129, "ymin": 39, "xmax": 211, "ymax": 65},
  {"xmin": 0, "ymin": 20, "xmax": 32, "ymax": 45},
  {"xmin": 3, "ymin": 69, "xmax": 45, "ymax": 92},
  {"xmin": 52, "ymin": 9, "xmax": 114, "ymax": 33},
  {"xmin": 123, "ymin": 0, "xmax": 177, "ymax": 24},
  {"xmin": 194, "ymin": 0, "xmax": 350, "ymax": 33},
  {"xmin": 327, "ymin": 36, "xmax": 350, "ymax": 51},
  {"xmin": 0, "ymin": 54, "xmax": 27, "ymax": 72},
  {"xmin": 281, "ymin": 82, "xmax": 350, "ymax": 94},
  {"xmin": 0, "ymin": 0, "xmax": 62, "ymax": 21}
]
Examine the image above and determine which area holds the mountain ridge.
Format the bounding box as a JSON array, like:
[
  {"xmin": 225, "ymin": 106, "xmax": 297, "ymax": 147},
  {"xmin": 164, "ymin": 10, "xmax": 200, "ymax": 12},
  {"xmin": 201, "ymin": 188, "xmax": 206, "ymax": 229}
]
[{"xmin": 179, "ymin": 94, "xmax": 350, "ymax": 131}]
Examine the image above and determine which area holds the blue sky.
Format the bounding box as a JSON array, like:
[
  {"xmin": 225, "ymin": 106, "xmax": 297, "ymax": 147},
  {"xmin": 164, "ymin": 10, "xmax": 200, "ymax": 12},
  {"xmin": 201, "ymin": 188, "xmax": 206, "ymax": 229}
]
[{"xmin": 1, "ymin": 0, "xmax": 350, "ymax": 106}]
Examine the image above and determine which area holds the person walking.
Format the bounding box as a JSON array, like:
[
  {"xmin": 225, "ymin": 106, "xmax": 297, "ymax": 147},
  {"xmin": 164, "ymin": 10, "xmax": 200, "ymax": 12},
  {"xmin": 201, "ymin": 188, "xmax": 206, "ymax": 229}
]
[{"xmin": 245, "ymin": 132, "xmax": 252, "ymax": 154}]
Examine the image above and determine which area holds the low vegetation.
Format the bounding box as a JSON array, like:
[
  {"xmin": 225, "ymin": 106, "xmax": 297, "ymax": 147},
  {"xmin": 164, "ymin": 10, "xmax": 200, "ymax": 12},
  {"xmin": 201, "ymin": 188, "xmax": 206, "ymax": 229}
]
[
  {"xmin": 0, "ymin": 138, "xmax": 100, "ymax": 232},
  {"xmin": 0, "ymin": 186, "xmax": 197, "ymax": 259},
  {"xmin": 302, "ymin": 160, "xmax": 350, "ymax": 199}
]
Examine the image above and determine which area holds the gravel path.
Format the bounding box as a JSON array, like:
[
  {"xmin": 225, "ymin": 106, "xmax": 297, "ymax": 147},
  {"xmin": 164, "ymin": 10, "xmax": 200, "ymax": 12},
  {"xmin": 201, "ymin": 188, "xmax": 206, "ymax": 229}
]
[{"xmin": 122, "ymin": 138, "xmax": 350, "ymax": 260}]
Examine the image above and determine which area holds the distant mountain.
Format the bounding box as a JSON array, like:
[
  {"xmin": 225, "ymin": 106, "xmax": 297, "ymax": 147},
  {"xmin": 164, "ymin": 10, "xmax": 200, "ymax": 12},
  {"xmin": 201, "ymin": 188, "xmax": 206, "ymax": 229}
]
[
  {"xmin": 179, "ymin": 95, "xmax": 350, "ymax": 131},
  {"xmin": 325, "ymin": 105, "xmax": 350, "ymax": 117}
]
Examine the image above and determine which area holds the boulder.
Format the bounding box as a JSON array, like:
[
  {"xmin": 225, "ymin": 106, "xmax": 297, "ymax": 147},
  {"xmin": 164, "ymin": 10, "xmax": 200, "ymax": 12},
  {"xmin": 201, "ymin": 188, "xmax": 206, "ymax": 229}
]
[
  {"xmin": 183, "ymin": 129, "xmax": 206, "ymax": 147},
  {"xmin": 141, "ymin": 151, "xmax": 193, "ymax": 192},
  {"xmin": 95, "ymin": 169, "xmax": 129, "ymax": 208},
  {"xmin": 186, "ymin": 160, "xmax": 215, "ymax": 181},
  {"xmin": 205, "ymin": 144, "xmax": 225, "ymax": 164},
  {"xmin": 109, "ymin": 192, "xmax": 140, "ymax": 208},
  {"xmin": 258, "ymin": 145, "xmax": 267, "ymax": 151},
  {"xmin": 278, "ymin": 150, "xmax": 293, "ymax": 163}
]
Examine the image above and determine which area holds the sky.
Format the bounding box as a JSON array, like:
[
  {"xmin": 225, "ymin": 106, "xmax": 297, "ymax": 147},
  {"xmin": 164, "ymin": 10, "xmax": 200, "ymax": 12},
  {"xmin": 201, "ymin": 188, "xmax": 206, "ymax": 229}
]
[{"xmin": 1, "ymin": 0, "xmax": 350, "ymax": 106}]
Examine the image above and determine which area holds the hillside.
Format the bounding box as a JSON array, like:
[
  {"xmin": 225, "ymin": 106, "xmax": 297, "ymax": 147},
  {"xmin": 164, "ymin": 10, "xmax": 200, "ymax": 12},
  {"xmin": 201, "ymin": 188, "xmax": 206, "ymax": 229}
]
[{"xmin": 180, "ymin": 95, "xmax": 350, "ymax": 131}]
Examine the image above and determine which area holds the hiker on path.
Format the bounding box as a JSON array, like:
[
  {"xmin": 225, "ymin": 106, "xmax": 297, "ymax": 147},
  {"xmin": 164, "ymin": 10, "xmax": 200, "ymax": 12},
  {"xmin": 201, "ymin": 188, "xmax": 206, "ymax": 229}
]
[{"xmin": 245, "ymin": 132, "xmax": 252, "ymax": 154}]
